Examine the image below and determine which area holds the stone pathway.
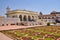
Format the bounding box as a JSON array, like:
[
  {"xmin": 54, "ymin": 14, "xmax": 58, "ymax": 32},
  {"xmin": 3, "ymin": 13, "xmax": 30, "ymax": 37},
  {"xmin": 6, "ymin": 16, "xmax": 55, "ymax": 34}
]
[
  {"xmin": 0, "ymin": 32, "xmax": 13, "ymax": 40},
  {"xmin": 0, "ymin": 25, "xmax": 35, "ymax": 31},
  {"xmin": 0, "ymin": 25, "xmax": 43, "ymax": 31}
]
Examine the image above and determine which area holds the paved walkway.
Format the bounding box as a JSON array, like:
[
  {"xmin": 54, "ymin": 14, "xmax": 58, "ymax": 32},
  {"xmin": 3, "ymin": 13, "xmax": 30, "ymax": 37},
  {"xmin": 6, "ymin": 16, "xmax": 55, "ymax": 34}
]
[
  {"xmin": 0, "ymin": 25, "xmax": 36, "ymax": 31},
  {"xmin": 0, "ymin": 25, "xmax": 43, "ymax": 31},
  {"xmin": 0, "ymin": 32, "xmax": 13, "ymax": 40}
]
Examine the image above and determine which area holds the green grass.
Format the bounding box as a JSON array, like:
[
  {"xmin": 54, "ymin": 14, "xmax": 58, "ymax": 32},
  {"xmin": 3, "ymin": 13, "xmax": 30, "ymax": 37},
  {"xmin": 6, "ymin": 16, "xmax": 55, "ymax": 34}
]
[
  {"xmin": 38, "ymin": 29, "xmax": 43, "ymax": 32},
  {"xmin": 14, "ymin": 31, "xmax": 21, "ymax": 37},
  {"xmin": 45, "ymin": 38, "xmax": 54, "ymax": 40},
  {"xmin": 54, "ymin": 33, "xmax": 60, "ymax": 36},
  {"xmin": 45, "ymin": 32, "xmax": 53, "ymax": 34}
]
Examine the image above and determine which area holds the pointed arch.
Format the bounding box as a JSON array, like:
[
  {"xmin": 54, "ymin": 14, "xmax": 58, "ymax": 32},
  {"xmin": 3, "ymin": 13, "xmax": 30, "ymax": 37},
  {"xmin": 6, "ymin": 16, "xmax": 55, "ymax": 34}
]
[
  {"xmin": 19, "ymin": 15, "xmax": 22, "ymax": 21},
  {"xmin": 23, "ymin": 15, "xmax": 27, "ymax": 21},
  {"xmin": 28, "ymin": 16, "xmax": 31, "ymax": 21}
]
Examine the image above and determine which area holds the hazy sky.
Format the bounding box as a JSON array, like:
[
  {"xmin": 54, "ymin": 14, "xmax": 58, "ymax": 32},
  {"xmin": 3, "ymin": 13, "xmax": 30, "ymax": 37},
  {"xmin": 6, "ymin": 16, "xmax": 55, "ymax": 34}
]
[{"xmin": 0, "ymin": 0, "xmax": 60, "ymax": 16}]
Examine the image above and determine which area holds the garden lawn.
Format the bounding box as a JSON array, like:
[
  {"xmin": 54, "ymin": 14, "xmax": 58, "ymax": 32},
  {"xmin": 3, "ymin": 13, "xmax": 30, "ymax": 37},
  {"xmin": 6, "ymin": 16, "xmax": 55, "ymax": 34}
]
[{"xmin": 1, "ymin": 26, "xmax": 60, "ymax": 40}]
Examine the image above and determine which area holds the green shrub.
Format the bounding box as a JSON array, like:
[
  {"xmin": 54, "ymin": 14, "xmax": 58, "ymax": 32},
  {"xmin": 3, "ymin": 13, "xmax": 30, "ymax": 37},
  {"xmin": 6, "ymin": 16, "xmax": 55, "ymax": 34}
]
[{"xmin": 47, "ymin": 22, "xmax": 50, "ymax": 26}]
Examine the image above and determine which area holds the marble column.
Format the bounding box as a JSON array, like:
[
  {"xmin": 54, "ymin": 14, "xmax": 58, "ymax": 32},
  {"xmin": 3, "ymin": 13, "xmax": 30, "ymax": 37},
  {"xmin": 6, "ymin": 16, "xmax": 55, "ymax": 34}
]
[
  {"xmin": 22, "ymin": 15, "xmax": 24, "ymax": 21},
  {"xmin": 27, "ymin": 15, "xmax": 28, "ymax": 21}
]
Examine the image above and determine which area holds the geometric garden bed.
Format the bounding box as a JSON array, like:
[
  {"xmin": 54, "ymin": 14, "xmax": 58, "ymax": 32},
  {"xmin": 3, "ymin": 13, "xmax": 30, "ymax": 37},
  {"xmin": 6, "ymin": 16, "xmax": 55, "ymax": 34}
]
[{"xmin": 0, "ymin": 26, "xmax": 60, "ymax": 40}]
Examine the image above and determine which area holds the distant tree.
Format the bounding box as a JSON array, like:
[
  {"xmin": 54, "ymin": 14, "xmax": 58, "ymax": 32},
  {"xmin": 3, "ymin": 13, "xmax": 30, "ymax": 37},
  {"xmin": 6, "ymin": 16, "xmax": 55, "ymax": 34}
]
[{"xmin": 39, "ymin": 12, "xmax": 43, "ymax": 15}]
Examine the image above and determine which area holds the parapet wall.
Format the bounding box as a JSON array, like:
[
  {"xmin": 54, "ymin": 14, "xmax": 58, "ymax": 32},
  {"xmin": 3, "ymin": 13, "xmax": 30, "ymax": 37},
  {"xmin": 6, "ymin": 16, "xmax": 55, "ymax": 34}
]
[{"xmin": 0, "ymin": 18, "xmax": 19, "ymax": 26}]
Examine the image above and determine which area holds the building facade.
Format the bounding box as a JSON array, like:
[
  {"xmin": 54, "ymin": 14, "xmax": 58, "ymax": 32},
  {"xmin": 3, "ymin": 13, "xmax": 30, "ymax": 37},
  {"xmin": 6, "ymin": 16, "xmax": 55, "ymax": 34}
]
[
  {"xmin": 38, "ymin": 11, "xmax": 60, "ymax": 25},
  {"xmin": 0, "ymin": 7, "xmax": 60, "ymax": 26},
  {"xmin": 0, "ymin": 7, "xmax": 39, "ymax": 26}
]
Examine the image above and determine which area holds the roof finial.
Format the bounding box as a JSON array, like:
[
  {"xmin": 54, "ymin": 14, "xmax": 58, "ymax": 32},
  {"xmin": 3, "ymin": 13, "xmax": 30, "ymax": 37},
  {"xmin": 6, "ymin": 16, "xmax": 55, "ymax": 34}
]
[{"xmin": 6, "ymin": 6, "xmax": 10, "ymax": 12}]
